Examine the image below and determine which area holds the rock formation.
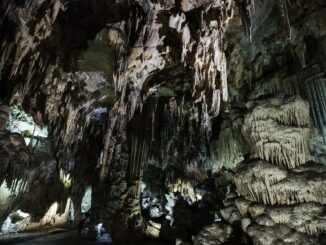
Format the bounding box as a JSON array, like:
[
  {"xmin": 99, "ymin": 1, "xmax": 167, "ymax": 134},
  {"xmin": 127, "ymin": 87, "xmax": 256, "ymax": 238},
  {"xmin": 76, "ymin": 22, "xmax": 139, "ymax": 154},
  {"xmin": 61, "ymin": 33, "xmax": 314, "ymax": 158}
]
[
  {"xmin": 0, "ymin": 0, "xmax": 325, "ymax": 244},
  {"xmin": 228, "ymin": 95, "xmax": 326, "ymax": 244}
]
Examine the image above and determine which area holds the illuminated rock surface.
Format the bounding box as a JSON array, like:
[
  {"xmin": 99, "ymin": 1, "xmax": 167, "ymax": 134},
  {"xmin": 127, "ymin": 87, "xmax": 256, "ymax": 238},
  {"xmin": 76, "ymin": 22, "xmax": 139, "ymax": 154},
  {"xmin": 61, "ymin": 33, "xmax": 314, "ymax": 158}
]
[{"xmin": 0, "ymin": 0, "xmax": 325, "ymax": 244}]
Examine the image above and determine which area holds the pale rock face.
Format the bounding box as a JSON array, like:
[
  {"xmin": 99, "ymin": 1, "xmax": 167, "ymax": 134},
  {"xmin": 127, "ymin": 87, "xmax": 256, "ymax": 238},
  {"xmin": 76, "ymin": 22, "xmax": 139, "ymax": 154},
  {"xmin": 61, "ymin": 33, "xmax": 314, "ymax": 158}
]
[
  {"xmin": 234, "ymin": 197, "xmax": 251, "ymax": 216},
  {"xmin": 180, "ymin": 0, "xmax": 195, "ymax": 12},
  {"xmin": 191, "ymin": 223, "xmax": 233, "ymax": 245},
  {"xmin": 235, "ymin": 160, "xmax": 326, "ymax": 205},
  {"xmin": 241, "ymin": 218, "xmax": 251, "ymax": 232},
  {"xmin": 247, "ymin": 203, "xmax": 266, "ymax": 219},
  {"xmin": 1, "ymin": 210, "xmax": 29, "ymax": 233},
  {"xmin": 0, "ymin": 0, "xmax": 61, "ymax": 85},
  {"xmin": 246, "ymin": 223, "xmax": 321, "ymax": 245},
  {"xmin": 240, "ymin": 95, "xmax": 311, "ymax": 169},
  {"xmin": 220, "ymin": 205, "xmax": 242, "ymax": 224},
  {"xmin": 81, "ymin": 186, "xmax": 92, "ymax": 213},
  {"xmin": 0, "ymin": 0, "xmax": 326, "ymax": 244},
  {"xmin": 0, "ymin": 181, "xmax": 26, "ymax": 225},
  {"xmin": 231, "ymin": 94, "xmax": 326, "ymax": 243},
  {"xmin": 257, "ymin": 203, "xmax": 326, "ymax": 236},
  {"xmin": 7, "ymin": 106, "xmax": 48, "ymax": 146}
]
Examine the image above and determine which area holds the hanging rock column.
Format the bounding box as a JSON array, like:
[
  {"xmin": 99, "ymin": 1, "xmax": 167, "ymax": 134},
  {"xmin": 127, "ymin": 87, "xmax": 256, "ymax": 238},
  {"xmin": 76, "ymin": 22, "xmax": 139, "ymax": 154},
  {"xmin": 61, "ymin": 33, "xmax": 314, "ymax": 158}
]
[
  {"xmin": 91, "ymin": 110, "xmax": 145, "ymax": 242},
  {"xmin": 228, "ymin": 95, "xmax": 326, "ymax": 244},
  {"xmin": 0, "ymin": 104, "xmax": 9, "ymax": 131}
]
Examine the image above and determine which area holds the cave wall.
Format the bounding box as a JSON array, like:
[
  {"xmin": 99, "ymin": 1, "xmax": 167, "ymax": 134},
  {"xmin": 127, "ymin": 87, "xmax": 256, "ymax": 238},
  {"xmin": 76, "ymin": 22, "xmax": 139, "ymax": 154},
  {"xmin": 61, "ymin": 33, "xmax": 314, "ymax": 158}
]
[{"xmin": 0, "ymin": 0, "xmax": 325, "ymax": 243}]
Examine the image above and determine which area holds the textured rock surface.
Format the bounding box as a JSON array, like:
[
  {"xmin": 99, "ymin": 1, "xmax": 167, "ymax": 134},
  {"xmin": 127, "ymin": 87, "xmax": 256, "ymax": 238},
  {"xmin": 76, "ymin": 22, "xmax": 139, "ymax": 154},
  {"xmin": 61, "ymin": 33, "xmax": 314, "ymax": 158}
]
[
  {"xmin": 235, "ymin": 160, "xmax": 326, "ymax": 205},
  {"xmin": 191, "ymin": 223, "xmax": 233, "ymax": 245},
  {"xmin": 246, "ymin": 223, "xmax": 322, "ymax": 245},
  {"xmin": 232, "ymin": 95, "xmax": 326, "ymax": 244},
  {"xmin": 237, "ymin": 95, "xmax": 311, "ymax": 169},
  {"xmin": 0, "ymin": 0, "xmax": 326, "ymax": 244}
]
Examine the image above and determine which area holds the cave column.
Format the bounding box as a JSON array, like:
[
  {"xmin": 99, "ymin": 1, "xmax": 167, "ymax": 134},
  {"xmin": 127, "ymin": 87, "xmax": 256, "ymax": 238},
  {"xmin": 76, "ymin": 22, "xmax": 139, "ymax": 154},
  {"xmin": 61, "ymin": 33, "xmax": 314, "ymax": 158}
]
[
  {"xmin": 0, "ymin": 104, "xmax": 9, "ymax": 131},
  {"xmin": 92, "ymin": 111, "xmax": 146, "ymax": 242}
]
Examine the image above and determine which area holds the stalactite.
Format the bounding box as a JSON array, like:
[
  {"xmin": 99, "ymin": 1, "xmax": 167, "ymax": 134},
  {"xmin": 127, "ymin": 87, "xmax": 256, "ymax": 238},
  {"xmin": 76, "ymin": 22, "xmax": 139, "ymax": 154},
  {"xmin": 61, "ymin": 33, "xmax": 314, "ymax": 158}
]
[
  {"xmin": 0, "ymin": 0, "xmax": 61, "ymax": 82},
  {"xmin": 193, "ymin": 27, "xmax": 228, "ymax": 121},
  {"xmin": 236, "ymin": 0, "xmax": 253, "ymax": 41},
  {"xmin": 0, "ymin": 104, "xmax": 9, "ymax": 131},
  {"xmin": 100, "ymin": 110, "xmax": 118, "ymax": 180},
  {"xmin": 235, "ymin": 160, "xmax": 326, "ymax": 206},
  {"xmin": 277, "ymin": 0, "xmax": 292, "ymax": 39},
  {"xmin": 129, "ymin": 112, "xmax": 149, "ymax": 192},
  {"xmin": 304, "ymin": 73, "xmax": 326, "ymax": 143},
  {"xmin": 242, "ymin": 95, "xmax": 310, "ymax": 169},
  {"xmin": 214, "ymin": 120, "xmax": 243, "ymax": 169}
]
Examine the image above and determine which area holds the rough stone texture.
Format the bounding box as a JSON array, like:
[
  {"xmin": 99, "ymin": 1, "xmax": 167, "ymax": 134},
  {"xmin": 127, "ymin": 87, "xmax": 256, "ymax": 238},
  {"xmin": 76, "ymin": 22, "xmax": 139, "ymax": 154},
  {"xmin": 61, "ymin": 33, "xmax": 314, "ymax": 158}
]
[
  {"xmin": 246, "ymin": 223, "xmax": 322, "ymax": 245},
  {"xmin": 0, "ymin": 0, "xmax": 326, "ymax": 244},
  {"xmin": 237, "ymin": 95, "xmax": 311, "ymax": 169},
  {"xmin": 220, "ymin": 205, "xmax": 242, "ymax": 224},
  {"xmin": 232, "ymin": 95, "xmax": 326, "ymax": 244},
  {"xmin": 310, "ymin": 134, "xmax": 326, "ymax": 164},
  {"xmin": 0, "ymin": 105, "xmax": 9, "ymax": 131},
  {"xmin": 235, "ymin": 160, "xmax": 326, "ymax": 205},
  {"xmin": 255, "ymin": 202, "xmax": 326, "ymax": 236},
  {"xmin": 0, "ymin": 131, "xmax": 67, "ymax": 225},
  {"xmin": 191, "ymin": 223, "xmax": 233, "ymax": 245}
]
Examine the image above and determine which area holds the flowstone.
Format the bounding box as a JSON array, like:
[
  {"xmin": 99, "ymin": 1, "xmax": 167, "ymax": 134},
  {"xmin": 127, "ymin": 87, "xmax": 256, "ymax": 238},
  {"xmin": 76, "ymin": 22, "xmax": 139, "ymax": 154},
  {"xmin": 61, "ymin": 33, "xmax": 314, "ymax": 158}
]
[{"xmin": 232, "ymin": 95, "xmax": 326, "ymax": 243}]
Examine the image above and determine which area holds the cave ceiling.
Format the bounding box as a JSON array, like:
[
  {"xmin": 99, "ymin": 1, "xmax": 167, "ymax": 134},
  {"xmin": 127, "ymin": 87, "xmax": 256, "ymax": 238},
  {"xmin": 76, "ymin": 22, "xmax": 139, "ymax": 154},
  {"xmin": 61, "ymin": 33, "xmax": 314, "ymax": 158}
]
[{"xmin": 0, "ymin": 0, "xmax": 326, "ymax": 244}]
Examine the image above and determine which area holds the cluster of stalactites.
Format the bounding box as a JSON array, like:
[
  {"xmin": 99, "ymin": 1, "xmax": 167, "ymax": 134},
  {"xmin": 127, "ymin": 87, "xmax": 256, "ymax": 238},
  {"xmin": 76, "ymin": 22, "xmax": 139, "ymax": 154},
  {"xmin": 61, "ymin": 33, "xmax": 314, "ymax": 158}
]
[
  {"xmin": 235, "ymin": 160, "xmax": 326, "ymax": 206},
  {"xmin": 109, "ymin": 0, "xmax": 255, "ymax": 127},
  {"xmin": 133, "ymin": 98, "xmax": 209, "ymax": 180},
  {"xmin": 250, "ymin": 71, "xmax": 326, "ymax": 146},
  {"xmin": 0, "ymin": 104, "xmax": 9, "ymax": 131},
  {"xmin": 111, "ymin": 1, "xmax": 166, "ymax": 120},
  {"xmin": 193, "ymin": 28, "xmax": 228, "ymax": 119},
  {"xmin": 213, "ymin": 120, "xmax": 243, "ymax": 169},
  {"xmin": 166, "ymin": 178, "xmax": 197, "ymax": 203},
  {"xmin": 258, "ymin": 203, "xmax": 326, "ymax": 236},
  {"xmin": 241, "ymin": 95, "xmax": 311, "ymax": 169},
  {"xmin": 150, "ymin": 98, "xmax": 186, "ymax": 169},
  {"xmin": 129, "ymin": 113, "xmax": 150, "ymax": 188},
  {"xmin": 0, "ymin": 0, "xmax": 61, "ymax": 87},
  {"xmin": 304, "ymin": 73, "xmax": 326, "ymax": 143},
  {"xmin": 236, "ymin": 0, "xmax": 254, "ymax": 41}
]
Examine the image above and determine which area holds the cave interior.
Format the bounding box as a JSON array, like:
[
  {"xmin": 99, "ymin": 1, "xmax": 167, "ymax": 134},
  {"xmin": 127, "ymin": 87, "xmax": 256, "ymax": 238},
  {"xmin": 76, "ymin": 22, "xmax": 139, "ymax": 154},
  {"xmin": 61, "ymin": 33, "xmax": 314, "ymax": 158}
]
[{"xmin": 0, "ymin": 0, "xmax": 326, "ymax": 244}]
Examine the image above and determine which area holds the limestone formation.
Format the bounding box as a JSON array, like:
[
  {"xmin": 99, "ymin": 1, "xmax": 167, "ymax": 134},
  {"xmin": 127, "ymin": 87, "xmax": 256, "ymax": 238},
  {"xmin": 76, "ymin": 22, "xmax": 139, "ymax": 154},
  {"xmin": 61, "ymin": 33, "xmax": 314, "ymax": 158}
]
[
  {"xmin": 239, "ymin": 95, "xmax": 311, "ymax": 169},
  {"xmin": 231, "ymin": 94, "xmax": 326, "ymax": 244},
  {"xmin": 0, "ymin": 105, "xmax": 9, "ymax": 131},
  {"xmin": 0, "ymin": 0, "xmax": 326, "ymax": 244},
  {"xmin": 191, "ymin": 223, "xmax": 233, "ymax": 245}
]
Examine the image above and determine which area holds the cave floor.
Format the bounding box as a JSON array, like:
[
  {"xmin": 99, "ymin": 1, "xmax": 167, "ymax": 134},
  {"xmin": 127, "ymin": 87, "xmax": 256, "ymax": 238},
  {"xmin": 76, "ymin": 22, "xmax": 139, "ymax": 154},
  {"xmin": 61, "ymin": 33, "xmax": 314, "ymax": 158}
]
[{"xmin": 0, "ymin": 230, "xmax": 172, "ymax": 245}]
